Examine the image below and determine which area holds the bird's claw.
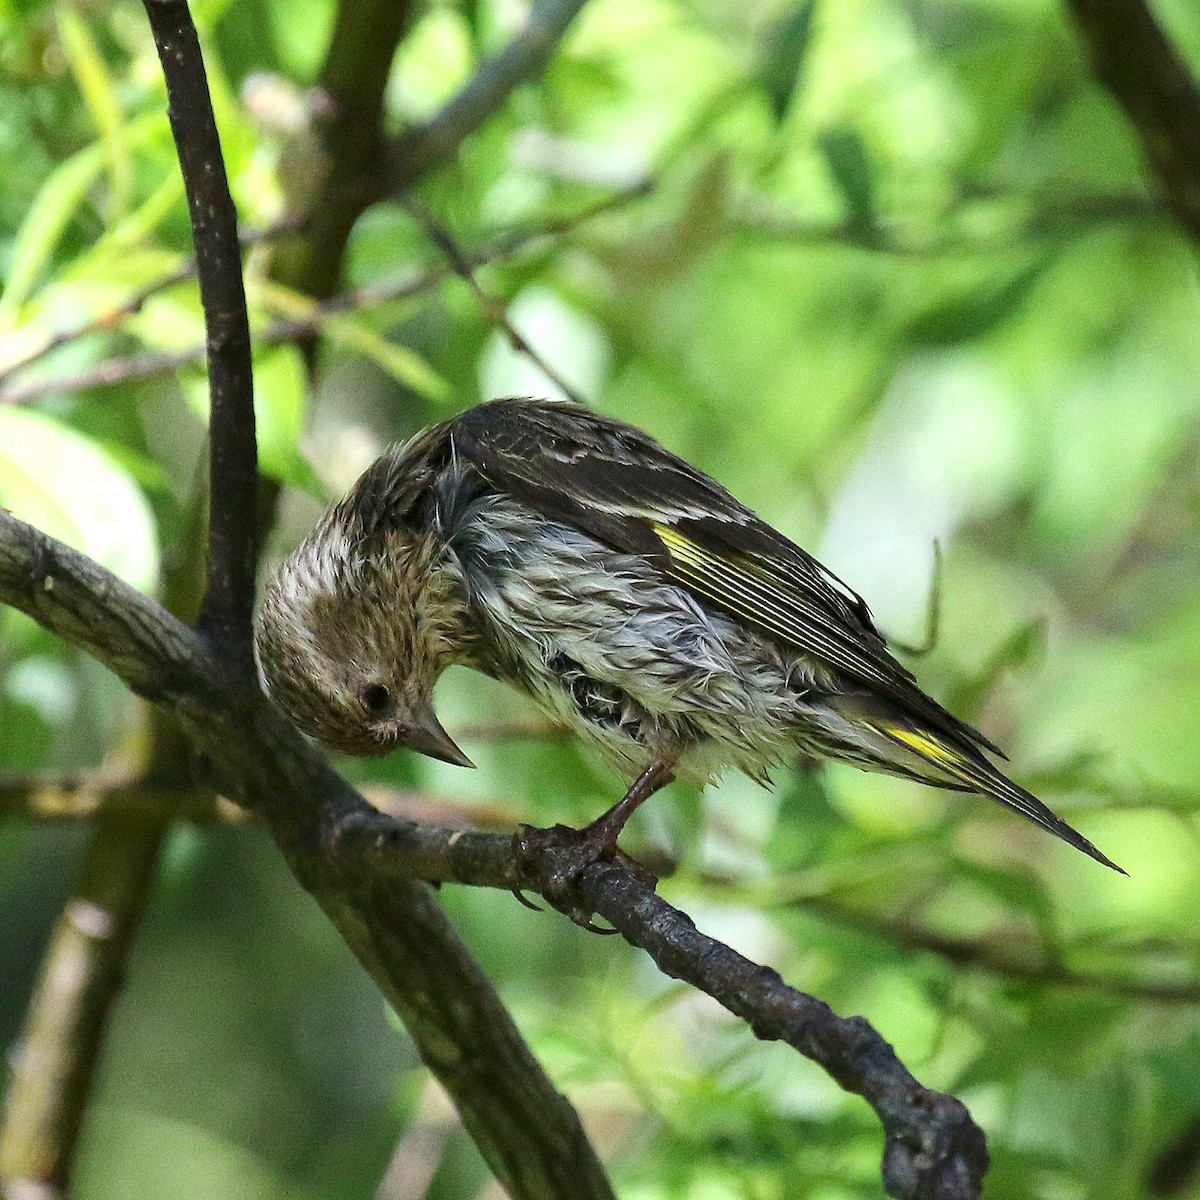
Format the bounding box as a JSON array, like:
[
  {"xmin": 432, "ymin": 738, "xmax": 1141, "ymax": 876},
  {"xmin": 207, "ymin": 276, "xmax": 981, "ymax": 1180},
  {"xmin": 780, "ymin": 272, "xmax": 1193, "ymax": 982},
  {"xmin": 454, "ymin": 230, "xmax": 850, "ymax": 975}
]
[
  {"xmin": 511, "ymin": 821, "xmax": 658, "ymax": 932},
  {"xmin": 511, "ymin": 888, "xmax": 543, "ymax": 912},
  {"xmin": 573, "ymin": 914, "xmax": 619, "ymax": 935}
]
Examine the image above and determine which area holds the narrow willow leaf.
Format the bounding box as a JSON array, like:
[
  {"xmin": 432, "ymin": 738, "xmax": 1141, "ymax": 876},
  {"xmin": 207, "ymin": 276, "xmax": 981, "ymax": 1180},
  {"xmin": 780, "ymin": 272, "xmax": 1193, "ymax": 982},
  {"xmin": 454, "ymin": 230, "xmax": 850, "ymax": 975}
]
[
  {"xmin": 0, "ymin": 114, "xmax": 166, "ymax": 327},
  {"xmin": 253, "ymin": 280, "xmax": 450, "ymax": 400},
  {"xmin": 57, "ymin": 8, "xmax": 133, "ymax": 220}
]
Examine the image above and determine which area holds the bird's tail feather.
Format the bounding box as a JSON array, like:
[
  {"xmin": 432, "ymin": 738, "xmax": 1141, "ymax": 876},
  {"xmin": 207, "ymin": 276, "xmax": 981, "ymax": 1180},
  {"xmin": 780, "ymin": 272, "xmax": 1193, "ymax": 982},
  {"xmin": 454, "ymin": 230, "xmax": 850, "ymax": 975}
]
[{"xmin": 847, "ymin": 709, "xmax": 1125, "ymax": 874}]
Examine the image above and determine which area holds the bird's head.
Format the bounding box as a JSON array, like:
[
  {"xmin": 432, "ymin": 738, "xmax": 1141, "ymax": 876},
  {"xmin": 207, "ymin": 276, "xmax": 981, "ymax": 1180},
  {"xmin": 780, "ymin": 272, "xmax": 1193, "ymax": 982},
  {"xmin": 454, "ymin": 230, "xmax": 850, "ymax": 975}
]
[{"xmin": 254, "ymin": 505, "xmax": 473, "ymax": 767}]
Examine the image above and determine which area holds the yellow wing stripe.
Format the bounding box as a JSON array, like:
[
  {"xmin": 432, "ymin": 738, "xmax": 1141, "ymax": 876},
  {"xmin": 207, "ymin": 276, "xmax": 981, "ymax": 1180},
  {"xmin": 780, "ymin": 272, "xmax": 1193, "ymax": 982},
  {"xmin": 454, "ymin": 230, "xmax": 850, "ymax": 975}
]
[
  {"xmin": 653, "ymin": 521, "xmax": 851, "ymax": 661},
  {"xmin": 657, "ymin": 533, "xmax": 812, "ymax": 646},
  {"xmin": 878, "ymin": 724, "xmax": 1012, "ymax": 807}
]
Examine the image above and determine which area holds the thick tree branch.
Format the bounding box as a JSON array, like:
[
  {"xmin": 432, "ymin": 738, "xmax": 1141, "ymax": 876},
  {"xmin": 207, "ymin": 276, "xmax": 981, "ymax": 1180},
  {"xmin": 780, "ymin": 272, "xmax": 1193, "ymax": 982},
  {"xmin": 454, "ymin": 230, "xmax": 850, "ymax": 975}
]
[
  {"xmin": 266, "ymin": 0, "xmax": 417, "ymax": 305},
  {"xmin": 0, "ymin": 814, "xmax": 168, "ymax": 1189},
  {"xmin": 324, "ymin": 811, "xmax": 988, "ymax": 1200},
  {"xmin": 1065, "ymin": 0, "xmax": 1200, "ymax": 246},
  {"xmin": 0, "ymin": 512, "xmax": 989, "ymax": 1200},
  {"xmin": 385, "ymin": 0, "xmax": 592, "ymax": 190},
  {"xmin": 142, "ymin": 0, "xmax": 258, "ymax": 655},
  {"xmin": 0, "ymin": 510, "xmax": 616, "ymax": 1200}
]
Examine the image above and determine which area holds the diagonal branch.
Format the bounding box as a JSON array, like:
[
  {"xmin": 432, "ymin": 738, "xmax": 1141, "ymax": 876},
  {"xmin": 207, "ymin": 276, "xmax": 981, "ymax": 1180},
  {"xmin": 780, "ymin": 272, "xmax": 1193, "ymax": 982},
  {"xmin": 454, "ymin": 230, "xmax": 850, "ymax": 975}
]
[
  {"xmin": 0, "ymin": 181, "xmax": 652, "ymax": 408},
  {"xmin": 142, "ymin": 0, "xmax": 258, "ymax": 656},
  {"xmin": 270, "ymin": 0, "xmax": 417, "ymax": 304},
  {"xmin": 0, "ymin": 510, "xmax": 989, "ymax": 1200},
  {"xmin": 325, "ymin": 811, "xmax": 989, "ymax": 1200},
  {"xmin": 399, "ymin": 192, "xmax": 589, "ymax": 405},
  {"xmin": 0, "ymin": 216, "xmax": 304, "ymax": 389},
  {"xmin": 385, "ymin": 0, "xmax": 592, "ymax": 190},
  {"xmin": 1065, "ymin": 0, "xmax": 1200, "ymax": 246},
  {"xmin": 0, "ymin": 509, "xmax": 616, "ymax": 1200}
]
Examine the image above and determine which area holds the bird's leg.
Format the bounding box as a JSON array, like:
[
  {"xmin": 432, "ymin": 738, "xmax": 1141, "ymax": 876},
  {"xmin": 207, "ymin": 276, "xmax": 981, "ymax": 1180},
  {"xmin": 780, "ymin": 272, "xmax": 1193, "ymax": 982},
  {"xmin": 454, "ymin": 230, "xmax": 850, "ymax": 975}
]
[
  {"xmin": 514, "ymin": 760, "xmax": 675, "ymax": 930},
  {"xmin": 578, "ymin": 759, "xmax": 676, "ymax": 854}
]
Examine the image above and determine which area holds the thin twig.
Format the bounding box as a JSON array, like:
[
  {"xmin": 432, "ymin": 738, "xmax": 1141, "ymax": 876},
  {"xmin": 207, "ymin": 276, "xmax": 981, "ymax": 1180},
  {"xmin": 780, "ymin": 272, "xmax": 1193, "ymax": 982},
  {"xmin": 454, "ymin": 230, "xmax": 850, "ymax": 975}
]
[
  {"xmin": 0, "ymin": 182, "xmax": 652, "ymax": 408},
  {"xmin": 0, "ymin": 345, "xmax": 205, "ymax": 405},
  {"xmin": 64, "ymin": 3, "xmax": 618, "ymax": 1196},
  {"xmin": 0, "ymin": 770, "xmax": 519, "ymax": 830},
  {"xmin": 450, "ymin": 716, "xmax": 564, "ymax": 742},
  {"xmin": 890, "ymin": 541, "xmax": 942, "ymax": 658},
  {"xmin": 802, "ymin": 896, "xmax": 1200, "ymax": 1004},
  {"xmin": 0, "ymin": 216, "xmax": 305, "ymax": 388},
  {"xmin": 737, "ymin": 191, "xmax": 1164, "ymax": 253},
  {"xmin": 399, "ymin": 192, "xmax": 589, "ymax": 405},
  {"xmin": 0, "ymin": 771, "xmax": 227, "ymax": 823}
]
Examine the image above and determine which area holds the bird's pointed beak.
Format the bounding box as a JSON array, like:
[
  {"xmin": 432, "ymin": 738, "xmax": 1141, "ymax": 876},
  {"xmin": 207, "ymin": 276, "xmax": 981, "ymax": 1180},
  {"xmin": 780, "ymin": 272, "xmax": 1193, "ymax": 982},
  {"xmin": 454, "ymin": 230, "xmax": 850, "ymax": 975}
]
[{"xmin": 402, "ymin": 705, "xmax": 475, "ymax": 768}]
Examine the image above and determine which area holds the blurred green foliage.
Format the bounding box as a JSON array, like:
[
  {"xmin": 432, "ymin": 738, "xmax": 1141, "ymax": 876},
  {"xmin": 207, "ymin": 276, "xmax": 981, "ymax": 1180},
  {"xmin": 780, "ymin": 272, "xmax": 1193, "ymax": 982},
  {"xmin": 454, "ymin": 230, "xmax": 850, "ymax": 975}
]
[{"xmin": 2, "ymin": 0, "xmax": 1200, "ymax": 1197}]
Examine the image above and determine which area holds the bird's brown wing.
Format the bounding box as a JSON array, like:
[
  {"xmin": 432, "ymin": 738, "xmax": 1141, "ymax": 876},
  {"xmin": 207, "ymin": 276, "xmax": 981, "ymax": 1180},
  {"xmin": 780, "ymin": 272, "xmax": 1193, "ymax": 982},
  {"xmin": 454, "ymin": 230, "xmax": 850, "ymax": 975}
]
[{"xmin": 449, "ymin": 398, "xmax": 1001, "ymax": 759}]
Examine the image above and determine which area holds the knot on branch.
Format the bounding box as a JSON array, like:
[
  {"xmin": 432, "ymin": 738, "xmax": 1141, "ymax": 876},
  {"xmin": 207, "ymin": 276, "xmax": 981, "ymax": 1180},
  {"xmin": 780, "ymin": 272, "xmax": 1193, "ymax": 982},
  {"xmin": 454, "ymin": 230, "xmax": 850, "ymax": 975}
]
[{"xmin": 882, "ymin": 1089, "xmax": 989, "ymax": 1200}]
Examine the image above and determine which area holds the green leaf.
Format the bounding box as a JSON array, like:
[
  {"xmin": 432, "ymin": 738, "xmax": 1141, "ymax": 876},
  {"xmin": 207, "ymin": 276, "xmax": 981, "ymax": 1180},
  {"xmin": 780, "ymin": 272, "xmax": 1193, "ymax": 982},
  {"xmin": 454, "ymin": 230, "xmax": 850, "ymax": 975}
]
[
  {"xmin": 755, "ymin": 3, "xmax": 817, "ymax": 123},
  {"xmin": 0, "ymin": 691, "xmax": 53, "ymax": 770},
  {"xmin": 946, "ymin": 618, "xmax": 1048, "ymax": 720},
  {"xmin": 949, "ymin": 858, "xmax": 1059, "ymax": 945},
  {"xmin": 817, "ymin": 126, "xmax": 876, "ymax": 233},
  {"xmin": 906, "ymin": 256, "xmax": 1056, "ymax": 346},
  {"xmin": 97, "ymin": 174, "xmax": 186, "ymax": 254},
  {"xmin": 57, "ymin": 7, "xmax": 132, "ymax": 220},
  {"xmin": 0, "ymin": 408, "xmax": 159, "ymax": 592},
  {"xmin": 0, "ymin": 113, "xmax": 165, "ymax": 327},
  {"xmin": 0, "ymin": 144, "xmax": 107, "ymax": 326},
  {"xmin": 253, "ymin": 280, "xmax": 450, "ymax": 400},
  {"xmin": 251, "ymin": 345, "xmax": 326, "ymax": 495}
]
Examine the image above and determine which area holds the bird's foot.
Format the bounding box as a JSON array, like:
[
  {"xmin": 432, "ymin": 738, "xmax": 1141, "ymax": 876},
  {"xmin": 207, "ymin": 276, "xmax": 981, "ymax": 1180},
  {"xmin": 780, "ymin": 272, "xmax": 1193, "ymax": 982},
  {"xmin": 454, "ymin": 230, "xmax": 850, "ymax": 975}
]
[{"xmin": 512, "ymin": 821, "xmax": 658, "ymax": 933}]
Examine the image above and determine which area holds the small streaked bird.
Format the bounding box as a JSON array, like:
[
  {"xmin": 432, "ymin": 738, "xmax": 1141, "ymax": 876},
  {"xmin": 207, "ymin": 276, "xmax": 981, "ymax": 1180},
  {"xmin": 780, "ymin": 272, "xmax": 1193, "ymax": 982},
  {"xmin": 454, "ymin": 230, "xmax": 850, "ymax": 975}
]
[{"xmin": 254, "ymin": 397, "xmax": 1123, "ymax": 884}]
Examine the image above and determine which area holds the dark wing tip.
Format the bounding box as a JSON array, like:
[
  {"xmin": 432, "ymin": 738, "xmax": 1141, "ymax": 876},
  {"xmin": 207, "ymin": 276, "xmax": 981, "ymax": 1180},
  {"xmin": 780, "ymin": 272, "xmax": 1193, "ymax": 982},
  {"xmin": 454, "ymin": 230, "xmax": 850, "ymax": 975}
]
[
  {"xmin": 974, "ymin": 760, "xmax": 1127, "ymax": 874},
  {"xmin": 1075, "ymin": 837, "xmax": 1127, "ymax": 875}
]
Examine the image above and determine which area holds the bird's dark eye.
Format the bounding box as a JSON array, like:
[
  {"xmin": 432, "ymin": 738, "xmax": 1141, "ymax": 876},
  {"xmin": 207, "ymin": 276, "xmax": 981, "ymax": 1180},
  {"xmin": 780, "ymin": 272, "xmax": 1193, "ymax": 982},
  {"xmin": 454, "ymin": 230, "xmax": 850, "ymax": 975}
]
[{"xmin": 361, "ymin": 684, "xmax": 392, "ymax": 715}]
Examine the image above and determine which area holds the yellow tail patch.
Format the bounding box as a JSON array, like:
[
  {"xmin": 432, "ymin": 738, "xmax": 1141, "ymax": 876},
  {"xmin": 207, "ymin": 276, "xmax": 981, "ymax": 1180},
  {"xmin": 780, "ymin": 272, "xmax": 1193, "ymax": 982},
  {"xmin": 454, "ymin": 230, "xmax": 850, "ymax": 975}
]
[{"xmin": 879, "ymin": 724, "xmax": 972, "ymax": 781}]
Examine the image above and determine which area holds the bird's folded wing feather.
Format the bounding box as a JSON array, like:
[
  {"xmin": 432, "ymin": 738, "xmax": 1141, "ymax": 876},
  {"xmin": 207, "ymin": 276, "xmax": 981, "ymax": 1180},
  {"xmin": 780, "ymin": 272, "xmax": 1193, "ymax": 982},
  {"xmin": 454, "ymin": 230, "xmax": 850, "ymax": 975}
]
[{"xmin": 450, "ymin": 399, "xmax": 1001, "ymax": 758}]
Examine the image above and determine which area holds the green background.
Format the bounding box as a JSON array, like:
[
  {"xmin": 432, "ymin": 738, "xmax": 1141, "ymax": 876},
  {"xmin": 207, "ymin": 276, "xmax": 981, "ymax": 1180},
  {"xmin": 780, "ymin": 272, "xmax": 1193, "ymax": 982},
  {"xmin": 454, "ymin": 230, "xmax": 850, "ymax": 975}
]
[{"xmin": 2, "ymin": 0, "xmax": 1200, "ymax": 1196}]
